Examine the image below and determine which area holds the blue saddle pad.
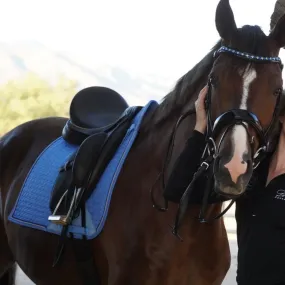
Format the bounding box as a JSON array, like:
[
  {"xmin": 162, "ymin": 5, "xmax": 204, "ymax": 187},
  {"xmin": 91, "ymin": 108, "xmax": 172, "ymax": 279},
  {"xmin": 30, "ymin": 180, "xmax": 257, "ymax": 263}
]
[{"xmin": 9, "ymin": 100, "xmax": 158, "ymax": 240}]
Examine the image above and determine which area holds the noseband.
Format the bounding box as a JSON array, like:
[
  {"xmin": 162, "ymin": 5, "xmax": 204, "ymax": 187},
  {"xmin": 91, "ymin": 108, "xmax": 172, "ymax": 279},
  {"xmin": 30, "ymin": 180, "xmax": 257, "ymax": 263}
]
[{"xmin": 150, "ymin": 45, "xmax": 283, "ymax": 238}]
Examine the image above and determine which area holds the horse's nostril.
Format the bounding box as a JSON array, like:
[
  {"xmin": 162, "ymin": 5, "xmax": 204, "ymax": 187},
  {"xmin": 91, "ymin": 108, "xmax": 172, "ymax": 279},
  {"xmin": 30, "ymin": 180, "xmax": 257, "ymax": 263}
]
[{"xmin": 222, "ymin": 155, "xmax": 249, "ymax": 184}]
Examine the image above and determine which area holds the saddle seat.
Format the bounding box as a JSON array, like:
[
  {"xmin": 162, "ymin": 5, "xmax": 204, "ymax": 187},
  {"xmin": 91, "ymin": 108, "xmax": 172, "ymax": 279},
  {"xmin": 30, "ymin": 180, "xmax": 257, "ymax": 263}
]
[
  {"xmin": 62, "ymin": 86, "xmax": 139, "ymax": 145},
  {"xmin": 71, "ymin": 86, "xmax": 129, "ymax": 129},
  {"xmin": 49, "ymin": 86, "xmax": 142, "ymax": 225}
]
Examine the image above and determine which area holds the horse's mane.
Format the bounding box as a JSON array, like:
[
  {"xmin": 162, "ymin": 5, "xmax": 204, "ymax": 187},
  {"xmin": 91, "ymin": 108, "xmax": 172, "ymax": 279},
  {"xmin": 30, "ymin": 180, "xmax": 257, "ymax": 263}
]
[
  {"xmin": 152, "ymin": 41, "xmax": 221, "ymax": 125},
  {"xmin": 152, "ymin": 25, "xmax": 268, "ymax": 126}
]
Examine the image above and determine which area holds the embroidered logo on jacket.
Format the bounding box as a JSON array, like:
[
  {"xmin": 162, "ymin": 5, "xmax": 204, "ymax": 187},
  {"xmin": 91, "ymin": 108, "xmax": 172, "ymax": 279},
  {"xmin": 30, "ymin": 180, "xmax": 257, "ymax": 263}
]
[{"xmin": 275, "ymin": 189, "xmax": 285, "ymax": 200}]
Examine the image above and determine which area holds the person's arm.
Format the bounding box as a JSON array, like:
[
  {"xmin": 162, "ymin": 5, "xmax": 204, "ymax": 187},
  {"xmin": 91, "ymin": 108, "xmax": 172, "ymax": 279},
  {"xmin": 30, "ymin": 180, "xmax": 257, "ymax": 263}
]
[
  {"xmin": 163, "ymin": 130, "xmax": 230, "ymax": 204},
  {"xmin": 163, "ymin": 85, "xmax": 230, "ymax": 205},
  {"xmin": 163, "ymin": 85, "xmax": 208, "ymax": 204},
  {"xmin": 163, "ymin": 130, "xmax": 206, "ymax": 203}
]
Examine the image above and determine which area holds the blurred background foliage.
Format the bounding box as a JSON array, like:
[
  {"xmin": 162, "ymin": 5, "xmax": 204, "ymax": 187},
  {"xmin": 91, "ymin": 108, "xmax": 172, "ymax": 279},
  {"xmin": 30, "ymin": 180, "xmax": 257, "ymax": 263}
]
[{"xmin": 0, "ymin": 73, "xmax": 78, "ymax": 135}]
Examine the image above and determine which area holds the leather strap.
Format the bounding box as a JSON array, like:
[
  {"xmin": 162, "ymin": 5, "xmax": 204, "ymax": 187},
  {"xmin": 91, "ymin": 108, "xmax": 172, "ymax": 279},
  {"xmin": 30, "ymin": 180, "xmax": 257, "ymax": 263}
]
[{"xmin": 71, "ymin": 207, "xmax": 101, "ymax": 285}]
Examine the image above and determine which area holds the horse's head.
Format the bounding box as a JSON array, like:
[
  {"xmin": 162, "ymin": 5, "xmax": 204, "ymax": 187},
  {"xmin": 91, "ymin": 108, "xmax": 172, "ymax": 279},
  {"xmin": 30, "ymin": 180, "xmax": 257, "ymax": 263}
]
[{"xmin": 208, "ymin": 0, "xmax": 285, "ymax": 197}]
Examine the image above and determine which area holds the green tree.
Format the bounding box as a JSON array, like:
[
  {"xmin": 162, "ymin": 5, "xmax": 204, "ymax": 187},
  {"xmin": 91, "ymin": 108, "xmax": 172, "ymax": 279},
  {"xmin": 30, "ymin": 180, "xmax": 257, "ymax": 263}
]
[{"xmin": 0, "ymin": 73, "xmax": 78, "ymax": 135}]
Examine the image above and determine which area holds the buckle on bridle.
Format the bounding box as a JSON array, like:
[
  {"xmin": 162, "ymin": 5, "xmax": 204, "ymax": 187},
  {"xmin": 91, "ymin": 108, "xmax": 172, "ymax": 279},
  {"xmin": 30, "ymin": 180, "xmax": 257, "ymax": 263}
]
[
  {"xmin": 201, "ymin": 161, "xmax": 210, "ymax": 170},
  {"xmin": 253, "ymin": 146, "xmax": 267, "ymax": 169},
  {"xmin": 253, "ymin": 146, "xmax": 266, "ymax": 159}
]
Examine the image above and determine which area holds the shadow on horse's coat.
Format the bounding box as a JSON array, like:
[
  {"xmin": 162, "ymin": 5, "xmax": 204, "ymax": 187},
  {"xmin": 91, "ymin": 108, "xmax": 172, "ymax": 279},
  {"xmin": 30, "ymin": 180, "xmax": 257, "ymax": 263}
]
[{"xmin": 1, "ymin": 0, "xmax": 285, "ymax": 284}]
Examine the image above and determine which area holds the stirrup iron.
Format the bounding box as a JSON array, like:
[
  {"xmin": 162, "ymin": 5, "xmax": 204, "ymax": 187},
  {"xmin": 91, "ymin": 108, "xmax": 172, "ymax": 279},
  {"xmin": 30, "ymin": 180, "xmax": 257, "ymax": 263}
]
[{"xmin": 48, "ymin": 188, "xmax": 81, "ymax": 226}]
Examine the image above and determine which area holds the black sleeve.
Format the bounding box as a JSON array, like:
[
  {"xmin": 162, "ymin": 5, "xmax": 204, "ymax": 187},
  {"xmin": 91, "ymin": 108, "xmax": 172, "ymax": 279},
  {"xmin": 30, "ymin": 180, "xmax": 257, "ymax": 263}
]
[
  {"xmin": 164, "ymin": 130, "xmax": 229, "ymax": 204},
  {"xmin": 163, "ymin": 130, "xmax": 206, "ymax": 203}
]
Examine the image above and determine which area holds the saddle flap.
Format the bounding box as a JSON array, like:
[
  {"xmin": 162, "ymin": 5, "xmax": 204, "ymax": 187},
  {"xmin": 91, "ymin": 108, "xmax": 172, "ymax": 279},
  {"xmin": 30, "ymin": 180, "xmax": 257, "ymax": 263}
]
[{"xmin": 72, "ymin": 133, "xmax": 108, "ymax": 188}]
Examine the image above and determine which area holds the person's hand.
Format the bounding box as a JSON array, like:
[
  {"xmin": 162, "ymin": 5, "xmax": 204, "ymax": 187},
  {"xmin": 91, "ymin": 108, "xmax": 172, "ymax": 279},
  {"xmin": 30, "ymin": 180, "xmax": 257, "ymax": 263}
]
[{"xmin": 194, "ymin": 86, "xmax": 208, "ymax": 134}]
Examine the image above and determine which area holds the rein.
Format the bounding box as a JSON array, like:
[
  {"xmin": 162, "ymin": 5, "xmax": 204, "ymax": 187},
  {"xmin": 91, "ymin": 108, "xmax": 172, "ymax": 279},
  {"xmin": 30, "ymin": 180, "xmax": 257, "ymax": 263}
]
[
  {"xmin": 150, "ymin": 109, "xmax": 196, "ymax": 212},
  {"xmin": 150, "ymin": 45, "xmax": 283, "ymax": 239}
]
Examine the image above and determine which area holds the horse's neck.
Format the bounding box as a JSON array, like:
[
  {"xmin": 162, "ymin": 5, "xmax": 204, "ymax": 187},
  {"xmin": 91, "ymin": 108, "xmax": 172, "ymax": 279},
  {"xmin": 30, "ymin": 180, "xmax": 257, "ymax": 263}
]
[
  {"xmin": 135, "ymin": 43, "xmax": 217, "ymax": 180},
  {"xmin": 134, "ymin": 105, "xmax": 225, "ymax": 246},
  {"xmin": 143, "ymin": 56, "xmax": 215, "ymax": 161},
  {"xmin": 138, "ymin": 102, "xmax": 197, "ymax": 180}
]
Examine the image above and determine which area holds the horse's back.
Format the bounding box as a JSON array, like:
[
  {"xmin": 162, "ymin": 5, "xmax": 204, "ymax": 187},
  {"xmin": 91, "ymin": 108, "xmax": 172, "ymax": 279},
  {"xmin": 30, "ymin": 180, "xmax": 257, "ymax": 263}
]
[
  {"xmin": 0, "ymin": 117, "xmax": 67, "ymax": 147},
  {"xmin": 1, "ymin": 117, "xmax": 67, "ymax": 215},
  {"xmin": 0, "ymin": 117, "xmax": 67, "ymax": 190}
]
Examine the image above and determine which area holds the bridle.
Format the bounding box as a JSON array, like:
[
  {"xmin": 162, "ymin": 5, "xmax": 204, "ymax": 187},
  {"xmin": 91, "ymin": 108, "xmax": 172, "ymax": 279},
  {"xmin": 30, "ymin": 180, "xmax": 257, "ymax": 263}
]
[
  {"xmin": 204, "ymin": 46, "xmax": 282, "ymax": 171},
  {"xmin": 150, "ymin": 45, "xmax": 283, "ymax": 239}
]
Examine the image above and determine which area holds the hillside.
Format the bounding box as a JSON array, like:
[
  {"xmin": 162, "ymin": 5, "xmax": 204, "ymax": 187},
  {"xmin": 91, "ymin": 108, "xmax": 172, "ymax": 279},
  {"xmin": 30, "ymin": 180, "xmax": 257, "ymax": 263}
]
[{"xmin": 0, "ymin": 40, "xmax": 172, "ymax": 105}]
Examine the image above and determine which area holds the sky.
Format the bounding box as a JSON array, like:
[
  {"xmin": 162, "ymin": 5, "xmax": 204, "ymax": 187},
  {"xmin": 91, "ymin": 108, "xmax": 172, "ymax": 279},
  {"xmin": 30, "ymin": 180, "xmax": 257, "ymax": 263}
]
[{"xmin": 0, "ymin": 0, "xmax": 284, "ymax": 101}]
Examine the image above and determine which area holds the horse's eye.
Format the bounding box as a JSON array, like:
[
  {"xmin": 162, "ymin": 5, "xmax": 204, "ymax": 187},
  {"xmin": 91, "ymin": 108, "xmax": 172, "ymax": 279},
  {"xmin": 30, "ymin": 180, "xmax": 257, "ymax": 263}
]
[{"xmin": 274, "ymin": 88, "xmax": 282, "ymax": 97}]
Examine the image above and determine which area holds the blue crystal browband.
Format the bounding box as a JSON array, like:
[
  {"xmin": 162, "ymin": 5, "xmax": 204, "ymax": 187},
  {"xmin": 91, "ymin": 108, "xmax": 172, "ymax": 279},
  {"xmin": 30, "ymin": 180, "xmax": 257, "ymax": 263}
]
[{"xmin": 214, "ymin": 46, "xmax": 282, "ymax": 64}]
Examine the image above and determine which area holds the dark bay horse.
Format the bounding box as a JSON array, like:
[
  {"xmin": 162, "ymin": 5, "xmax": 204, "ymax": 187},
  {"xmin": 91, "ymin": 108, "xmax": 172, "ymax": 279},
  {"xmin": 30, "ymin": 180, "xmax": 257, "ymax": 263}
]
[{"xmin": 1, "ymin": 0, "xmax": 285, "ymax": 284}]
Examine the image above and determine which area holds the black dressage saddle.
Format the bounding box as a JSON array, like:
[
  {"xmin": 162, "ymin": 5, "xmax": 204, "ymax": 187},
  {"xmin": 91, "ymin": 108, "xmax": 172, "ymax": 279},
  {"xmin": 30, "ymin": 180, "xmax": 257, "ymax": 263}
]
[
  {"xmin": 49, "ymin": 86, "xmax": 142, "ymax": 225},
  {"xmin": 71, "ymin": 86, "xmax": 129, "ymax": 128},
  {"xmin": 62, "ymin": 86, "xmax": 139, "ymax": 144}
]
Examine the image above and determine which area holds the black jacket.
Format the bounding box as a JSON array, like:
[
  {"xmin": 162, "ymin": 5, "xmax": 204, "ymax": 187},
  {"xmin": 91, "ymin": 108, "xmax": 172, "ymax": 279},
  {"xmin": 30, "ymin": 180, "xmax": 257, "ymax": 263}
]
[{"xmin": 164, "ymin": 130, "xmax": 285, "ymax": 285}]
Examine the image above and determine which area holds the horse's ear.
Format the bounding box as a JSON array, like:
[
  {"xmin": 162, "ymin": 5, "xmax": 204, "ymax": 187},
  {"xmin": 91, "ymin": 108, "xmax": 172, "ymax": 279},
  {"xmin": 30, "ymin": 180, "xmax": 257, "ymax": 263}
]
[
  {"xmin": 215, "ymin": 0, "xmax": 237, "ymax": 42},
  {"xmin": 269, "ymin": 14, "xmax": 285, "ymax": 48}
]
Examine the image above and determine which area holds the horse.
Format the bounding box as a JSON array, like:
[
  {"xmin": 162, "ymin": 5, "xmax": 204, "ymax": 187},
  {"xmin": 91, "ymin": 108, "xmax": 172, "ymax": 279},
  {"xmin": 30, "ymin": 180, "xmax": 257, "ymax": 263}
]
[{"xmin": 1, "ymin": 0, "xmax": 285, "ymax": 284}]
